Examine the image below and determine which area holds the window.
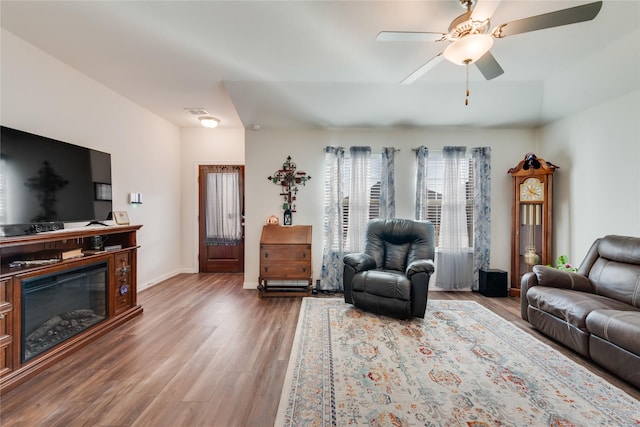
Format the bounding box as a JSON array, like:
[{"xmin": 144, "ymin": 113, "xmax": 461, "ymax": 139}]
[
  {"xmin": 424, "ymin": 152, "xmax": 474, "ymax": 247},
  {"xmin": 342, "ymin": 154, "xmax": 382, "ymax": 232}
]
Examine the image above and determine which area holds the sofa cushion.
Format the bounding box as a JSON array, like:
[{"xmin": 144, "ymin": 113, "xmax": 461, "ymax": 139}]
[
  {"xmin": 586, "ymin": 309, "xmax": 640, "ymax": 356},
  {"xmin": 352, "ymin": 270, "xmax": 411, "ymax": 300},
  {"xmin": 364, "ymin": 219, "xmax": 435, "ymax": 270},
  {"xmin": 598, "ymin": 235, "xmax": 640, "ymax": 265},
  {"xmin": 588, "ymin": 259, "xmax": 640, "ymax": 308},
  {"xmin": 526, "ymin": 286, "xmax": 634, "ymax": 330},
  {"xmin": 384, "ymin": 241, "xmax": 409, "ymax": 271},
  {"xmin": 351, "ymin": 270, "xmax": 412, "ymax": 319}
]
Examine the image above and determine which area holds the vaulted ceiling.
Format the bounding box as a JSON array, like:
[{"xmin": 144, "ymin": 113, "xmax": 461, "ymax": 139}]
[{"xmin": 1, "ymin": 1, "xmax": 638, "ymax": 129}]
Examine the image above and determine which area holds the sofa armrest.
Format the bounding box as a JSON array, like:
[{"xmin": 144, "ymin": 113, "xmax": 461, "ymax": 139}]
[
  {"xmin": 532, "ymin": 265, "xmax": 595, "ymax": 292},
  {"xmin": 406, "ymin": 259, "xmax": 435, "ymax": 279},
  {"xmin": 343, "ymin": 253, "xmax": 376, "ymax": 304},
  {"xmin": 520, "ymin": 271, "xmax": 538, "ymax": 321},
  {"xmin": 520, "ymin": 266, "xmax": 595, "ymax": 321},
  {"xmin": 343, "ymin": 253, "xmax": 376, "ymax": 273},
  {"xmin": 406, "ymin": 259, "xmax": 435, "ymax": 318}
]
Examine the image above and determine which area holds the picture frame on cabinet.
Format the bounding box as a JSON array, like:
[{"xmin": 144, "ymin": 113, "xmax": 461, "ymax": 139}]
[{"xmin": 113, "ymin": 211, "xmax": 130, "ymax": 225}]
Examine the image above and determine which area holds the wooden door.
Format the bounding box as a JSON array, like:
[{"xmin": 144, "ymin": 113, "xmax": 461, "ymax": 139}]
[{"xmin": 198, "ymin": 165, "xmax": 245, "ymax": 273}]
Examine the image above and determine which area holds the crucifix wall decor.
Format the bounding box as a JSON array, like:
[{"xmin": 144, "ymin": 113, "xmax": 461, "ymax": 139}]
[{"xmin": 267, "ymin": 156, "xmax": 311, "ymax": 225}]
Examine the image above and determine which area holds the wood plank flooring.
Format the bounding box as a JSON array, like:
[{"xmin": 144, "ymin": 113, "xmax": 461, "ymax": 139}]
[{"xmin": 1, "ymin": 273, "xmax": 638, "ymax": 426}]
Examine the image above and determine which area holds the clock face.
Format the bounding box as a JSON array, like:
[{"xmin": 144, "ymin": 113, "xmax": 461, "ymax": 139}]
[{"xmin": 520, "ymin": 178, "xmax": 544, "ymax": 201}]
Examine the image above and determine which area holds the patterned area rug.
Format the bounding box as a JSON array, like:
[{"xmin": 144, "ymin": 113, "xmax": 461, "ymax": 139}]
[{"xmin": 276, "ymin": 298, "xmax": 639, "ymax": 426}]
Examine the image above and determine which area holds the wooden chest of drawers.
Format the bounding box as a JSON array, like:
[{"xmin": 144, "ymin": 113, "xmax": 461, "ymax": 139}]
[{"xmin": 258, "ymin": 225, "xmax": 312, "ymax": 297}]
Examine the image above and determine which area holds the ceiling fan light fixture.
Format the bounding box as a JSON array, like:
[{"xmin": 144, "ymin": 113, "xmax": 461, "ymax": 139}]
[
  {"xmin": 443, "ymin": 33, "xmax": 494, "ymax": 65},
  {"xmin": 199, "ymin": 116, "xmax": 220, "ymax": 128}
]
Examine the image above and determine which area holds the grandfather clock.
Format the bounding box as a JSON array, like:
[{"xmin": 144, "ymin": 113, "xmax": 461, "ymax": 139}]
[{"xmin": 508, "ymin": 153, "xmax": 558, "ymax": 297}]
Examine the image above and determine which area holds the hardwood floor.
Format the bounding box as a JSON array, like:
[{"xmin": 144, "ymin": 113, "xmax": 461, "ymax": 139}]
[{"xmin": 1, "ymin": 273, "xmax": 638, "ymax": 426}]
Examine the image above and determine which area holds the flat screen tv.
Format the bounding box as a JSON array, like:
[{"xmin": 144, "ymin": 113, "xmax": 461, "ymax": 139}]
[{"xmin": 0, "ymin": 126, "xmax": 112, "ymax": 236}]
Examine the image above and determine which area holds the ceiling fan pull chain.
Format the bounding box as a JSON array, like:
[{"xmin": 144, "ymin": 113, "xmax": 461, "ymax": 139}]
[{"xmin": 465, "ymin": 60, "xmax": 470, "ymax": 106}]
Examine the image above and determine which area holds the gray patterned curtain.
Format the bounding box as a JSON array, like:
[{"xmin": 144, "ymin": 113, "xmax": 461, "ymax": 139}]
[
  {"xmin": 320, "ymin": 146, "xmax": 345, "ymax": 292},
  {"xmin": 414, "ymin": 146, "xmax": 428, "ymax": 220},
  {"xmin": 379, "ymin": 147, "xmax": 396, "ymax": 219},
  {"xmin": 471, "ymin": 147, "xmax": 492, "ymax": 291}
]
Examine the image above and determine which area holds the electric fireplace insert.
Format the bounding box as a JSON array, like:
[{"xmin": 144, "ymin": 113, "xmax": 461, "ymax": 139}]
[{"xmin": 21, "ymin": 261, "xmax": 108, "ymax": 362}]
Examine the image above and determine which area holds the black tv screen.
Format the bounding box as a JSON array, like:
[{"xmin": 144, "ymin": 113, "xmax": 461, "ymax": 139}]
[{"xmin": 0, "ymin": 126, "xmax": 112, "ymax": 235}]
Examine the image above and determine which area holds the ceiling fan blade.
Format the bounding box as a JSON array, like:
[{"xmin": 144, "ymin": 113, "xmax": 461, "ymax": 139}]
[
  {"xmin": 474, "ymin": 51, "xmax": 504, "ymax": 80},
  {"xmin": 377, "ymin": 31, "xmax": 444, "ymax": 42},
  {"xmin": 492, "ymin": 1, "xmax": 603, "ymax": 38},
  {"xmin": 471, "ymin": 0, "xmax": 502, "ymax": 22},
  {"xmin": 400, "ymin": 53, "xmax": 444, "ymax": 85}
]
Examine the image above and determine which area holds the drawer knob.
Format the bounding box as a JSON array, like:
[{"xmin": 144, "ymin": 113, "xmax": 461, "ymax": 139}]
[
  {"xmin": 264, "ymin": 253, "xmax": 269, "ymax": 258},
  {"xmin": 302, "ymin": 253, "xmax": 306, "ymax": 258}
]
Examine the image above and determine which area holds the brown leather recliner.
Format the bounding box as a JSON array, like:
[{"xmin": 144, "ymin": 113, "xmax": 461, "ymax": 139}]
[
  {"xmin": 521, "ymin": 235, "xmax": 640, "ymax": 388},
  {"xmin": 343, "ymin": 219, "xmax": 435, "ymax": 319}
]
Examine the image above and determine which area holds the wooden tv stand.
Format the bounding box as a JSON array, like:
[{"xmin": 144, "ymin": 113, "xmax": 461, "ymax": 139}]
[{"xmin": 0, "ymin": 225, "xmax": 143, "ymax": 393}]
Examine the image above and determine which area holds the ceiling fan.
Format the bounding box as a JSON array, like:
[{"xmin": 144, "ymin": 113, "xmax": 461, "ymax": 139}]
[{"xmin": 378, "ymin": 0, "xmax": 603, "ymax": 88}]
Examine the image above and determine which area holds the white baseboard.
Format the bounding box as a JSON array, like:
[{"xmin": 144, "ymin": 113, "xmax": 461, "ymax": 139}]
[
  {"xmin": 140, "ymin": 270, "xmax": 259, "ymax": 291},
  {"xmin": 244, "ymin": 281, "xmax": 259, "ymax": 289},
  {"xmin": 138, "ymin": 268, "xmax": 184, "ymax": 291}
]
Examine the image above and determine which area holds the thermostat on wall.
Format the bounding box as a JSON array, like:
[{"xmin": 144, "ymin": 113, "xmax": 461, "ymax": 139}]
[{"xmin": 129, "ymin": 193, "xmax": 142, "ymax": 204}]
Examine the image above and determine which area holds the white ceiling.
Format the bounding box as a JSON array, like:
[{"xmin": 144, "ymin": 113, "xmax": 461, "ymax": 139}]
[{"xmin": 1, "ymin": 1, "xmax": 638, "ymax": 130}]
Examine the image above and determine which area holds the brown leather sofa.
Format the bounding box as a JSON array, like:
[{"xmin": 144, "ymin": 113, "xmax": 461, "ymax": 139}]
[{"xmin": 521, "ymin": 235, "xmax": 640, "ymax": 388}]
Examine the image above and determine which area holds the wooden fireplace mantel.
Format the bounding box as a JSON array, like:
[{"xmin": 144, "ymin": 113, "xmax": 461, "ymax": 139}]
[{"xmin": 0, "ymin": 225, "xmax": 144, "ymax": 393}]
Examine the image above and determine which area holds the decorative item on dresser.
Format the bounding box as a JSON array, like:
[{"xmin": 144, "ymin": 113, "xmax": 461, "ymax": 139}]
[
  {"xmin": 113, "ymin": 211, "xmax": 130, "ymax": 225},
  {"xmin": 508, "ymin": 153, "xmax": 557, "ymax": 297},
  {"xmin": 0, "ymin": 225, "xmax": 143, "ymax": 392},
  {"xmin": 267, "ymin": 156, "xmax": 311, "ymax": 226},
  {"xmin": 258, "ymin": 225, "xmax": 312, "ymax": 297}
]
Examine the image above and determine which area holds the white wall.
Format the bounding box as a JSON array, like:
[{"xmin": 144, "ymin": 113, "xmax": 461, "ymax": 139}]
[
  {"xmin": 245, "ymin": 128, "xmax": 536, "ymax": 288},
  {"xmin": 180, "ymin": 127, "xmax": 245, "ymax": 271},
  {"xmin": 1, "ymin": 29, "xmax": 182, "ymax": 290},
  {"xmin": 538, "ymin": 90, "xmax": 640, "ymax": 264},
  {"xmin": 7, "ymin": 26, "xmax": 633, "ymax": 291}
]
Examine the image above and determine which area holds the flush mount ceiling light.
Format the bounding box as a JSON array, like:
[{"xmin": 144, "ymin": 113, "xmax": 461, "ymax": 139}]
[
  {"xmin": 199, "ymin": 116, "xmax": 220, "ymax": 128},
  {"xmin": 184, "ymin": 108, "xmax": 220, "ymax": 128}
]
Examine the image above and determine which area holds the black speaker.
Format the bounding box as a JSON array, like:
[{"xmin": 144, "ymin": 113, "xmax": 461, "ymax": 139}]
[
  {"xmin": 479, "ymin": 269, "xmax": 508, "ymax": 297},
  {"xmin": 28, "ymin": 222, "xmax": 64, "ymax": 234},
  {"xmin": 1, "ymin": 222, "xmax": 65, "ymax": 237}
]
